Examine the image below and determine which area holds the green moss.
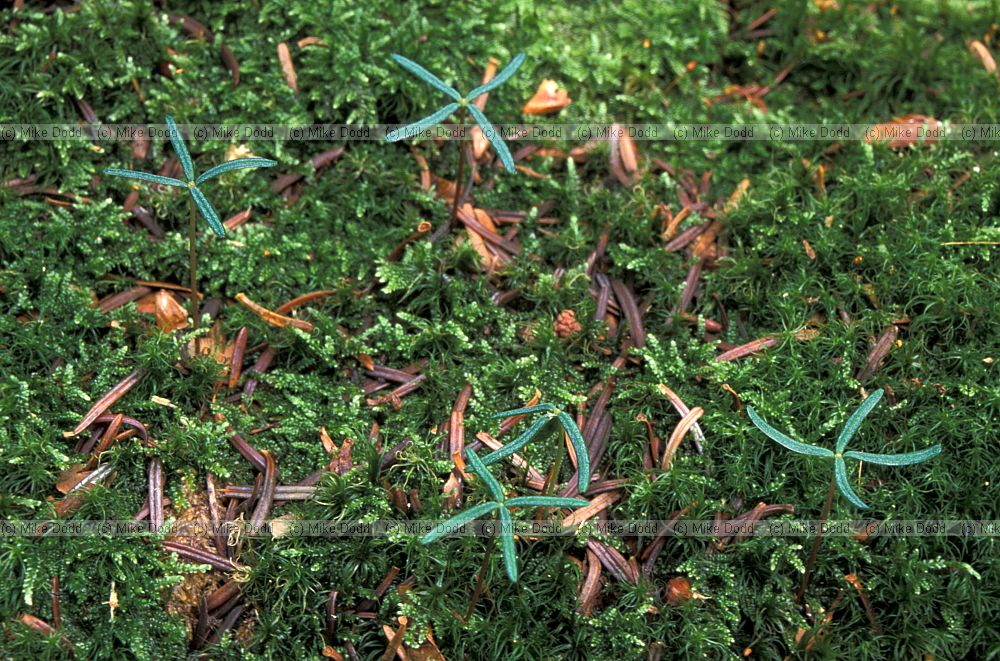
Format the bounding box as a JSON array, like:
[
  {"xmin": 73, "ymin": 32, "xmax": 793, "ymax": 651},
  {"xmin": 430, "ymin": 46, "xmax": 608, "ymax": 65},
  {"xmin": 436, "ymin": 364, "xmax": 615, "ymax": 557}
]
[{"xmin": 2, "ymin": 0, "xmax": 999, "ymax": 659}]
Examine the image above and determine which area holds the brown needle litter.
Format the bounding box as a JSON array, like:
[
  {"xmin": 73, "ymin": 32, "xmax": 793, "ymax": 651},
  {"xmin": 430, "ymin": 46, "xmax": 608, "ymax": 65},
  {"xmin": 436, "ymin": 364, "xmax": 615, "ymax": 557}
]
[
  {"xmin": 83, "ymin": 413, "xmax": 123, "ymax": 470},
  {"xmin": 657, "ymin": 385, "xmax": 705, "ymax": 453},
  {"xmin": 227, "ymin": 326, "xmax": 248, "ymax": 389},
  {"xmin": 65, "ymin": 370, "xmax": 143, "ymax": 437},
  {"xmin": 148, "ymin": 457, "xmax": 165, "ymax": 532},
  {"xmin": 855, "ymin": 325, "xmax": 898, "ymax": 382},
  {"xmin": 366, "ymin": 374, "xmax": 427, "ymax": 407},
  {"xmin": 449, "ymin": 383, "xmax": 473, "ymax": 464},
  {"xmin": 714, "ymin": 334, "xmax": 780, "ymax": 362},
  {"xmin": 161, "ymin": 541, "xmax": 242, "ymax": 572},
  {"xmin": 248, "ymin": 451, "xmax": 278, "ymax": 528},
  {"xmin": 609, "ymin": 279, "xmax": 646, "ymax": 348},
  {"xmin": 235, "ymin": 292, "xmax": 313, "ymax": 331},
  {"xmin": 661, "ymin": 407, "xmax": 705, "ymax": 469},
  {"xmin": 586, "ymin": 540, "xmax": 637, "ymax": 585}
]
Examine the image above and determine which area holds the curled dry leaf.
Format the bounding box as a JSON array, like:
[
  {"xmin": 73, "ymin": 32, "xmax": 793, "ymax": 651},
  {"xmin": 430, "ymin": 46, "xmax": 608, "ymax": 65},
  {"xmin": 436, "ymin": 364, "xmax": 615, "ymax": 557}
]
[
  {"xmin": 665, "ymin": 576, "xmax": 692, "ymax": 605},
  {"xmin": 277, "ymin": 42, "xmax": 298, "ymax": 92},
  {"xmin": 968, "ymin": 40, "xmax": 997, "ymax": 74},
  {"xmin": 866, "ymin": 114, "xmax": 940, "ymax": 148},
  {"xmin": 152, "ymin": 290, "xmax": 188, "ymax": 332},
  {"xmin": 523, "ymin": 80, "xmax": 572, "ymax": 115}
]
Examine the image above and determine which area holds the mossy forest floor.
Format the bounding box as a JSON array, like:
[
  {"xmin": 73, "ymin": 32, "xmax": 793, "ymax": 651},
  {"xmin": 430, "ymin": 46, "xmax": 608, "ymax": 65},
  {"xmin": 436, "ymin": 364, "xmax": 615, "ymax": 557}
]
[{"xmin": 2, "ymin": 1, "xmax": 999, "ymax": 659}]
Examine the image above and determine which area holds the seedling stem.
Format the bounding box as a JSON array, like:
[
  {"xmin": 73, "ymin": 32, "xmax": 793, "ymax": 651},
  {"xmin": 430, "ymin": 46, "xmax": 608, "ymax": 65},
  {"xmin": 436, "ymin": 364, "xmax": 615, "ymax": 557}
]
[{"xmin": 188, "ymin": 196, "xmax": 200, "ymax": 331}]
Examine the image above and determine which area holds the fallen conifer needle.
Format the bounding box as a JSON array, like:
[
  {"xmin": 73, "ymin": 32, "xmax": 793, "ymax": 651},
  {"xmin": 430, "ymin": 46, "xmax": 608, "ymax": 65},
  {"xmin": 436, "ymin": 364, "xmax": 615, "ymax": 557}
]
[{"xmin": 235, "ymin": 293, "xmax": 314, "ymax": 331}]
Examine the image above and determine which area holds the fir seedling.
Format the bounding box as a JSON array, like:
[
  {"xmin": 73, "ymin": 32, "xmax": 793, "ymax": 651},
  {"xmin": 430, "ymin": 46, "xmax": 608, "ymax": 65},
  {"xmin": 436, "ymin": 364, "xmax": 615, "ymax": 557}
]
[
  {"xmin": 422, "ymin": 447, "xmax": 588, "ymax": 582},
  {"xmin": 386, "ymin": 52, "xmax": 524, "ymax": 232},
  {"xmin": 748, "ymin": 388, "xmax": 943, "ymax": 601},
  {"xmin": 747, "ymin": 389, "xmax": 942, "ymax": 510},
  {"xmin": 104, "ymin": 116, "xmax": 275, "ymax": 330},
  {"xmin": 481, "ymin": 402, "xmax": 592, "ymax": 492}
]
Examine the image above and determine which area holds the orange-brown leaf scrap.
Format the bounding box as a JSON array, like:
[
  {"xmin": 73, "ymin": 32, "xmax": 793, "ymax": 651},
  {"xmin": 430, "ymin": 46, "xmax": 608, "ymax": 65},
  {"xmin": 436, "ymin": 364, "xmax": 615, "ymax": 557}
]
[
  {"xmin": 866, "ymin": 114, "xmax": 940, "ymax": 148},
  {"xmin": 523, "ymin": 80, "xmax": 571, "ymax": 115}
]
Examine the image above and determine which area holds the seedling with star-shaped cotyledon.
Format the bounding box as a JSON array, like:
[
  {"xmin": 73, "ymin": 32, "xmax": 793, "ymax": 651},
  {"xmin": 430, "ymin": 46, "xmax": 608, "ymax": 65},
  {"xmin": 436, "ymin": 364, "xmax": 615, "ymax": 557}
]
[
  {"xmin": 104, "ymin": 115, "xmax": 275, "ymax": 330},
  {"xmin": 747, "ymin": 388, "xmax": 942, "ymax": 509},
  {"xmin": 422, "ymin": 402, "xmax": 591, "ymax": 582},
  {"xmin": 386, "ymin": 53, "xmax": 524, "ymax": 233}
]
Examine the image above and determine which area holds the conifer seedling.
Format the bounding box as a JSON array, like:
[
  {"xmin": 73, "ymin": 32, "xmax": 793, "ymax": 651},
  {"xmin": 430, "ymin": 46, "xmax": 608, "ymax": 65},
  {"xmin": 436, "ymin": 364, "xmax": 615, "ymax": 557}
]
[
  {"xmin": 481, "ymin": 402, "xmax": 591, "ymax": 492},
  {"xmin": 104, "ymin": 116, "xmax": 275, "ymax": 330},
  {"xmin": 421, "ymin": 447, "xmax": 588, "ymax": 582},
  {"xmin": 748, "ymin": 388, "xmax": 943, "ymax": 601},
  {"xmin": 747, "ymin": 389, "xmax": 942, "ymax": 509},
  {"xmin": 386, "ymin": 52, "xmax": 524, "ymax": 234}
]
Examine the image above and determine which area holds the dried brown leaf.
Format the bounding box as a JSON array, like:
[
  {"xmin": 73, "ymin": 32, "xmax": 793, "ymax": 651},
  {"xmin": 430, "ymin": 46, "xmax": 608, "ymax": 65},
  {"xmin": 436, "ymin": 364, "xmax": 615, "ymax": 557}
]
[
  {"xmin": 523, "ymin": 80, "xmax": 571, "ymax": 115},
  {"xmin": 153, "ymin": 290, "xmax": 188, "ymax": 332}
]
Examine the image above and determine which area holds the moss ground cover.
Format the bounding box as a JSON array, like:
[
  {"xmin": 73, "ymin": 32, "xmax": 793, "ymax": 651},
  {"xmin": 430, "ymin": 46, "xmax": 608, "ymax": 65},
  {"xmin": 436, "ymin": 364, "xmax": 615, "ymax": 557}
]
[{"xmin": 1, "ymin": 1, "xmax": 998, "ymax": 659}]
